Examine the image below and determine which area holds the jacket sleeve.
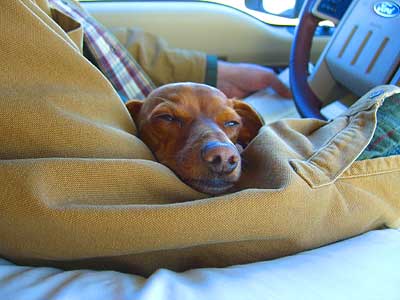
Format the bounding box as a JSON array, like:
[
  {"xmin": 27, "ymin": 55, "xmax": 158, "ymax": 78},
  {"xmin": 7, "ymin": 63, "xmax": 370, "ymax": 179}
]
[{"xmin": 123, "ymin": 28, "xmax": 218, "ymax": 87}]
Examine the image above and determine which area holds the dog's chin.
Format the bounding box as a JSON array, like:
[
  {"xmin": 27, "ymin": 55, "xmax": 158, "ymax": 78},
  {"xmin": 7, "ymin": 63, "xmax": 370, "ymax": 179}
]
[{"xmin": 185, "ymin": 178, "xmax": 237, "ymax": 195}]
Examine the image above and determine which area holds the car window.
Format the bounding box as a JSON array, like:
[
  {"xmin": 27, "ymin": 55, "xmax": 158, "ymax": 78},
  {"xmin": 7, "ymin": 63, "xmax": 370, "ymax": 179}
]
[{"xmin": 263, "ymin": 0, "xmax": 296, "ymax": 16}]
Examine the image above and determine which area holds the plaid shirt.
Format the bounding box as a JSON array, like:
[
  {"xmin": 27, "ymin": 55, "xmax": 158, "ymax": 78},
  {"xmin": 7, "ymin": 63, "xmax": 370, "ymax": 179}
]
[
  {"xmin": 357, "ymin": 93, "xmax": 400, "ymax": 160},
  {"xmin": 48, "ymin": 0, "xmax": 155, "ymax": 102}
]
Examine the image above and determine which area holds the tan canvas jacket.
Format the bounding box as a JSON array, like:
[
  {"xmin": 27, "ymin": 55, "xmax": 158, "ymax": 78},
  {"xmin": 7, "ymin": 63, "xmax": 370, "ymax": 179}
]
[{"xmin": 0, "ymin": 0, "xmax": 399, "ymax": 276}]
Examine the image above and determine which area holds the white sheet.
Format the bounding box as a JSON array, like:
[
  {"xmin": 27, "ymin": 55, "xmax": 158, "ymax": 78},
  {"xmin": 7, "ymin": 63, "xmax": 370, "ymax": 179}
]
[{"xmin": 1, "ymin": 229, "xmax": 399, "ymax": 300}]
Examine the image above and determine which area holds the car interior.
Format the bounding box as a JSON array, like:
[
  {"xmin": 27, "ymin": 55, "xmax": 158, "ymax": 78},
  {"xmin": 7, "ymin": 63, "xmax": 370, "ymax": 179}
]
[{"xmin": 1, "ymin": 0, "xmax": 399, "ymax": 298}]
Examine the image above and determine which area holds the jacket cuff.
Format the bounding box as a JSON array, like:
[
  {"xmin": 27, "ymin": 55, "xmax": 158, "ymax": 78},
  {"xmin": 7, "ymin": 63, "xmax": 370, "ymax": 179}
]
[{"xmin": 204, "ymin": 55, "xmax": 218, "ymax": 87}]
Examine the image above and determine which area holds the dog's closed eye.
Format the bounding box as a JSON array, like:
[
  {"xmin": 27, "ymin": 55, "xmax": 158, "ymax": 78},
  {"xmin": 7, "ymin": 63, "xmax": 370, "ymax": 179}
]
[
  {"xmin": 155, "ymin": 114, "xmax": 177, "ymax": 122},
  {"xmin": 152, "ymin": 111, "xmax": 184, "ymax": 127}
]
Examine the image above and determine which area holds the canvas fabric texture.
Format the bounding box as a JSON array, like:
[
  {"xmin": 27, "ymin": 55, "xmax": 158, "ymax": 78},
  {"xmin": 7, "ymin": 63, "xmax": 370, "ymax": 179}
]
[
  {"xmin": 48, "ymin": 0, "xmax": 155, "ymax": 101},
  {"xmin": 0, "ymin": 0, "xmax": 399, "ymax": 276}
]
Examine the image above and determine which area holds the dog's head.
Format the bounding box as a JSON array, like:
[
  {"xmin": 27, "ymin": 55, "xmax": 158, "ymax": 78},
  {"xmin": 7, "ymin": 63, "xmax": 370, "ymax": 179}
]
[{"xmin": 126, "ymin": 82, "xmax": 263, "ymax": 195}]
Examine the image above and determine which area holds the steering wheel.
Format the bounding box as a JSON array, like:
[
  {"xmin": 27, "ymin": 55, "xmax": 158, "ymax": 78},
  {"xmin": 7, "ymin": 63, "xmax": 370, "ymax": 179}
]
[
  {"xmin": 290, "ymin": 0, "xmax": 399, "ymax": 119},
  {"xmin": 289, "ymin": 0, "xmax": 326, "ymax": 120}
]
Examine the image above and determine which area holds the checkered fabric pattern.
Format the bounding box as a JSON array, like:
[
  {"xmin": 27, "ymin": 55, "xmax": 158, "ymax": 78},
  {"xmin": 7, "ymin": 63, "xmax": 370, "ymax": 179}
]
[
  {"xmin": 358, "ymin": 93, "xmax": 400, "ymax": 160},
  {"xmin": 49, "ymin": 0, "xmax": 155, "ymax": 102}
]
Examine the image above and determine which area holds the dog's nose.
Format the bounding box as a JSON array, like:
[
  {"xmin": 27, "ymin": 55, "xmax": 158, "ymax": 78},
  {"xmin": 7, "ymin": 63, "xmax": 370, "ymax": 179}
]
[{"xmin": 201, "ymin": 141, "xmax": 240, "ymax": 174}]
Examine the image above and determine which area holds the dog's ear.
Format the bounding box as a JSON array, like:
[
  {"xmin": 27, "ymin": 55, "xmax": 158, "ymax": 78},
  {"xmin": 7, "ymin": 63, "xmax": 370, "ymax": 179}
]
[
  {"xmin": 125, "ymin": 99, "xmax": 143, "ymax": 124},
  {"xmin": 232, "ymin": 99, "xmax": 264, "ymax": 147}
]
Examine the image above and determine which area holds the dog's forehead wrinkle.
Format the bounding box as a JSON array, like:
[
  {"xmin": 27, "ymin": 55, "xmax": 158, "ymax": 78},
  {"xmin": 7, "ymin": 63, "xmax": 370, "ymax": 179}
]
[
  {"xmin": 153, "ymin": 84, "xmax": 228, "ymax": 114},
  {"xmin": 143, "ymin": 97, "xmax": 169, "ymax": 114},
  {"xmin": 146, "ymin": 97, "xmax": 194, "ymax": 120},
  {"xmin": 149, "ymin": 95, "xmax": 179, "ymax": 106},
  {"xmin": 193, "ymin": 97, "xmax": 228, "ymax": 119}
]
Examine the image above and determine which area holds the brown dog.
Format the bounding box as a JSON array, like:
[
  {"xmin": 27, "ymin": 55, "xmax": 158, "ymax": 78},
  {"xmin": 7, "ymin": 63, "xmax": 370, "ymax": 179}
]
[{"xmin": 126, "ymin": 82, "xmax": 263, "ymax": 195}]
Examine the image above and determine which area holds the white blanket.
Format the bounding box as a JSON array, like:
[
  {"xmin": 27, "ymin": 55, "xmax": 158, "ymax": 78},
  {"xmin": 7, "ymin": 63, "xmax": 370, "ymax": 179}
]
[{"xmin": 1, "ymin": 229, "xmax": 399, "ymax": 300}]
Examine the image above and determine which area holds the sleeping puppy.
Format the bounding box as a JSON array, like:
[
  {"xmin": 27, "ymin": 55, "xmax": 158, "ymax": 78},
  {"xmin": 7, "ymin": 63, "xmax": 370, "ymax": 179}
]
[{"xmin": 126, "ymin": 82, "xmax": 263, "ymax": 195}]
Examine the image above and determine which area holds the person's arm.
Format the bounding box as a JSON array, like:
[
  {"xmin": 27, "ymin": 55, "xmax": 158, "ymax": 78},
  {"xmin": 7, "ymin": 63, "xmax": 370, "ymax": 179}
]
[
  {"xmin": 124, "ymin": 28, "xmax": 217, "ymax": 87},
  {"xmin": 124, "ymin": 29, "xmax": 291, "ymax": 99}
]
